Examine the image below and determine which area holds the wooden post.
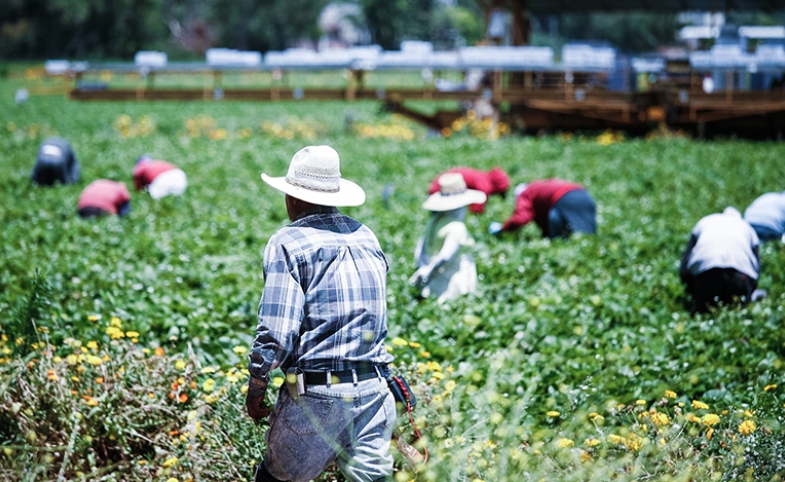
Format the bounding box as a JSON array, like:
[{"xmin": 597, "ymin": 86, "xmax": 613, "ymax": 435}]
[
  {"xmin": 493, "ymin": 70, "xmax": 502, "ymax": 103},
  {"xmin": 726, "ymin": 70, "xmax": 733, "ymax": 103},
  {"xmin": 346, "ymin": 70, "xmax": 356, "ymax": 101},
  {"xmin": 63, "ymin": 70, "xmax": 72, "ymax": 98}
]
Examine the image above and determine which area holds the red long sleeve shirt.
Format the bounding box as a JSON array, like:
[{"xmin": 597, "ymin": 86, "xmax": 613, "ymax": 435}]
[
  {"xmin": 133, "ymin": 161, "xmax": 177, "ymax": 190},
  {"xmin": 502, "ymin": 179, "xmax": 584, "ymax": 234},
  {"xmin": 77, "ymin": 180, "xmax": 130, "ymax": 215},
  {"xmin": 428, "ymin": 167, "xmax": 510, "ymax": 213}
]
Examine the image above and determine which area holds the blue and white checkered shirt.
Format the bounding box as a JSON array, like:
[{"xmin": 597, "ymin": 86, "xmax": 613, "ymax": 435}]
[{"xmin": 248, "ymin": 206, "xmax": 393, "ymax": 396}]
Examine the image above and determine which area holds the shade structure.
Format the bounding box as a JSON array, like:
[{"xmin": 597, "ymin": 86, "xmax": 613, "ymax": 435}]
[{"xmin": 486, "ymin": 0, "xmax": 785, "ymax": 13}]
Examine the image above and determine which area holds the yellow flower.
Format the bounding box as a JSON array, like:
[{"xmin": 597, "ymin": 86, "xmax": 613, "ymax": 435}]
[
  {"xmin": 391, "ymin": 337, "xmax": 407, "ymax": 347},
  {"xmin": 764, "ymin": 384, "xmax": 777, "ymax": 392},
  {"xmin": 664, "ymin": 390, "xmax": 677, "ymax": 399},
  {"xmin": 105, "ymin": 327, "xmax": 124, "ymax": 339},
  {"xmin": 88, "ymin": 315, "xmax": 100, "ymax": 322},
  {"xmin": 702, "ymin": 413, "xmax": 720, "ymax": 426},
  {"xmin": 162, "ymin": 456, "xmax": 178, "ymax": 468},
  {"xmin": 607, "ymin": 434, "xmax": 624, "ymax": 444},
  {"xmin": 557, "ymin": 438, "xmax": 574, "ymax": 448},
  {"xmin": 635, "ymin": 399, "xmax": 646, "ymax": 406},
  {"xmin": 546, "ymin": 411, "xmax": 560, "ymax": 417},
  {"xmin": 86, "ymin": 355, "xmax": 102, "ymax": 366},
  {"xmin": 86, "ymin": 341, "xmax": 98, "ymax": 350},
  {"xmin": 659, "ymin": 438, "xmax": 667, "ymax": 446},
  {"xmin": 738, "ymin": 420, "xmax": 756, "ymax": 436},
  {"xmin": 580, "ymin": 451, "xmax": 592, "ymax": 463},
  {"xmin": 584, "ymin": 437, "xmax": 600, "ymax": 447},
  {"xmin": 232, "ymin": 346, "xmax": 248, "ymax": 355},
  {"xmin": 175, "ymin": 360, "xmax": 187, "ymax": 370},
  {"xmin": 445, "ymin": 380, "xmax": 457, "ymax": 392},
  {"xmin": 408, "ymin": 341, "xmax": 421, "ymax": 348},
  {"xmin": 706, "ymin": 428, "xmax": 714, "ymax": 441},
  {"xmin": 125, "ymin": 331, "xmax": 140, "ymax": 338},
  {"xmin": 420, "ymin": 351, "xmax": 431, "ymax": 358},
  {"xmin": 432, "ymin": 395, "xmax": 442, "ymax": 403},
  {"xmin": 202, "ymin": 378, "xmax": 215, "ymax": 393},
  {"xmin": 651, "ymin": 412, "xmax": 670, "ymax": 426},
  {"xmin": 166, "ymin": 478, "xmax": 179, "ymax": 482},
  {"xmin": 110, "ymin": 317, "xmax": 122, "ymax": 327},
  {"xmin": 426, "ymin": 361, "xmax": 442, "ymax": 372},
  {"xmin": 66, "ymin": 354, "xmax": 78, "ymax": 365},
  {"xmin": 691, "ymin": 400, "xmax": 709, "ymax": 410}
]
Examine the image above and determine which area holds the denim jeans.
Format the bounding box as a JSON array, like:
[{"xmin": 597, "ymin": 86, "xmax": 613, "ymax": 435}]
[
  {"xmin": 260, "ymin": 375, "xmax": 395, "ymax": 482},
  {"xmin": 547, "ymin": 189, "xmax": 597, "ymax": 239},
  {"xmin": 749, "ymin": 223, "xmax": 782, "ymax": 242}
]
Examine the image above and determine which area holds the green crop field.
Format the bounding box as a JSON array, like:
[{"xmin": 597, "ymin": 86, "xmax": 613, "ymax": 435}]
[{"xmin": 1, "ymin": 71, "xmax": 785, "ymax": 481}]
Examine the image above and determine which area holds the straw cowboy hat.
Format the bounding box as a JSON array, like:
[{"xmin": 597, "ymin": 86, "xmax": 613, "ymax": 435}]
[
  {"xmin": 422, "ymin": 173, "xmax": 487, "ymax": 212},
  {"xmin": 261, "ymin": 145, "xmax": 366, "ymax": 207}
]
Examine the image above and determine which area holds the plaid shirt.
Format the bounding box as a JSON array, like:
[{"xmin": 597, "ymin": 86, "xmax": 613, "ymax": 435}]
[{"xmin": 248, "ymin": 207, "xmax": 393, "ymax": 396}]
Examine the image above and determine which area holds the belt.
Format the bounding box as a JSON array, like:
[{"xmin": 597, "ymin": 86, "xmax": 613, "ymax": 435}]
[{"xmin": 303, "ymin": 365, "xmax": 381, "ymax": 385}]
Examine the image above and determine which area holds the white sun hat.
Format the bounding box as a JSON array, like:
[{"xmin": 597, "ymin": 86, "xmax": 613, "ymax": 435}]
[
  {"xmin": 422, "ymin": 173, "xmax": 487, "ymax": 212},
  {"xmin": 261, "ymin": 145, "xmax": 366, "ymax": 207}
]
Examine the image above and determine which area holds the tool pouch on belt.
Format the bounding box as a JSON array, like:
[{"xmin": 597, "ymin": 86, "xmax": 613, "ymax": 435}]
[
  {"xmin": 286, "ymin": 367, "xmax": 305, "ymax": 400},
  {"xmin": 387, "ymin": 375, "xmax": 416, "ymax": 411}
]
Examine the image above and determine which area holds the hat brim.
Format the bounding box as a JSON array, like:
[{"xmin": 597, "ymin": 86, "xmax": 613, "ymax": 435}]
[
  {"xmin": 262, "ymin": 174, "xmax": 366, "ymax": 207},
  {"xmin": 422, "ymin": 189, "xmax": 487, "ymax": 212}
]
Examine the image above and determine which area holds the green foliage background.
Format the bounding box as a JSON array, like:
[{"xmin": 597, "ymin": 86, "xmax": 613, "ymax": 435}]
[{"xmin": 1, "ymin": 72, "xmax": 785, "ymax": 480}]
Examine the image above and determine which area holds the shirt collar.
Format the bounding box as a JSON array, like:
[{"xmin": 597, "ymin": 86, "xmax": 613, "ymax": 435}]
[{"xmin": 296, "ymin": 205, "xmax": 339, "ymax": 220}]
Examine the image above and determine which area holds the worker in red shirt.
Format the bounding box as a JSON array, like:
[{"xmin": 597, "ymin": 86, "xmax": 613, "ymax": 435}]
[
  {"xmin": 489, "ymin": 179, "xmax": 596, "ymax": 239},
  {"xmin": 133, "ymin": 154, "xmax": 188, "ymax": 200},
  {"xmin": 77, "ymin": 180, "xmax": 131, "ymax": 218},
  {"xmin": 428, "ymin": 167, "xmax": 509, "ymax": 213}
]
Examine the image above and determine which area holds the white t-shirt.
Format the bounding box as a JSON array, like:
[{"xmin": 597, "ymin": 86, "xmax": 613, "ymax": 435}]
[
  {"xmin": 686, "ymin": 208, "xmax": 760, "ymax": 279},
  {"xmin": 744, "ymin": 191, "xmax": 785, "ymax": 235}
]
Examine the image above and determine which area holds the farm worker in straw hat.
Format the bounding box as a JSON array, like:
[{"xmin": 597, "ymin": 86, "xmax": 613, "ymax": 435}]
[
  {"xmin": 31, "ymin": 137, "xmax": 80, "ymax": 186},
  {"xmin": 132, "ymin": 154, "xmax": 188, "ymax": 200},
  {"xmin": 247, "ymin": 145, "xmax": 396, "ymax": 482},
  {"xmin": 410, "ymin": 173, "xmax": 487, "ymax": 303},
  {"xmin": 427, "ymin": 167, "xmax": 510, "ymax": 213},
  {"xmin": 743, "ymin": 191, "xmax": 785, "ymax": 243},
  {"xmin": 76, "ymin": 179, "xmax": 131, "ymax": 219},
  {"xmin": 680, "ymin": 207, "xmax": 761, "ymax": 313},
  {"xmin": 489, "ymin": 178, "xmax": 596, "ymax": 239}
]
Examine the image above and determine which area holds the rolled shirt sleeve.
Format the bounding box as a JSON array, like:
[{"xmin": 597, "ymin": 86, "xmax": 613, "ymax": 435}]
[
  {"xmin": 248, "ymin": 240, "xmax": 305, "ymax": 396},
  {"xmin": 502, "ymin": 193, "xmax": 535, "ymax": 231}
]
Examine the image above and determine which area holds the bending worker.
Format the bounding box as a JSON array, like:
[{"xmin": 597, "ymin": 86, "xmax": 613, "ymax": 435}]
[
  {"xmin": 744, "ymin": 190, "xmax": 785, "ymax": 242},
  {"xmin": 489, "ymin": 178, "xmax": 596, "ymax": 239},
  {"xmin": 133, "ymin": 154, "xmax": 188, "ymax": 200},
  {"xmin": 31, "ymin": 137, "xmax": 80, "ymax": 186},
  {"xmin": 247, "ymin": 145, "xmax": 396, "ymax": 482},
  {"xmin": 428, "ymin": 167, "xmax": 509, "ymax": 213},
  {"xmin": 680, "ymin": 207, "xmax": 760, "ymax": 312},
  {"xmin": 77, "ymin": 180, "xmax": 131, "ymax": 219},
  {"xmin": 411, "ymin": 173, "xmax": 486, "ymax": 303}
]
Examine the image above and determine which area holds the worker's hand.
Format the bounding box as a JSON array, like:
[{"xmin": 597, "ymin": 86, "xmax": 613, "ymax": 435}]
[
  {"xmin": 488, "ymin": 222, "xmax": 503, "ymax": 235},
  {"xmin": 246, "ymin": 393, "xmax": 271, "ymax": 421},
  {"xmin": 409, "ymin": 267, "xmax": 430, "ymax": 287}
]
